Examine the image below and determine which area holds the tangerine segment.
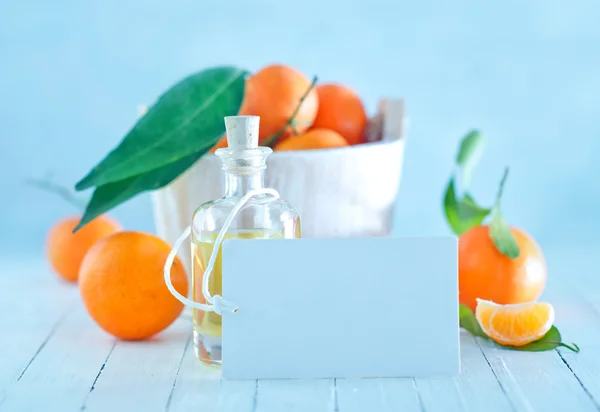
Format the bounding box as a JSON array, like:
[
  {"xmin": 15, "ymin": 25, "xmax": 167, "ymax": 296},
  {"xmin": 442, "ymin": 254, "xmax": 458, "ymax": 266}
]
[{"xmin": 475, "ymin": 299, "xmax": 554, "ymax": 347}]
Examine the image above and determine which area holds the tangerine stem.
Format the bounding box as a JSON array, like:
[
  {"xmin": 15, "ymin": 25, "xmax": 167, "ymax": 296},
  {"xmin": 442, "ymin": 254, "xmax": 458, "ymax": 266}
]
[
  {"xmin": 493, "ymin": 166, "xmax": 510, "ymax": 210},
  {"xmin": 290, "ymin": 122, "xmax": 300, "ymax": 136},
  {"xmin": 25, "ymin": 177, "xmax": 86, "ymax": 210},
  {"xmin": 558, "ymin": 342, "xmax": 580, "ymax": 353},
  {"xmin": 262, "ymin": 75, "xmax": 318, "ymax": 148}
]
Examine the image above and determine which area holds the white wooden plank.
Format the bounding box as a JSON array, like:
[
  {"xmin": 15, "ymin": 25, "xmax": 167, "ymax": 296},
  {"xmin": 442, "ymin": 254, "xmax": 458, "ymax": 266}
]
[
  {"xmin": 255, "ymin": 379, "xmax": 335, "ymax": 412},
  {"xmin": 469, "ymin": 274, "xmax": 600, "ymax": 412},
  {"xmin": 3, "ymin": 259, "xmax": 600, "ymax": 412},
  {"xmin": 0, "ymin": 299, "xmax": 114, "ymax": 411},
  {"xmin": 477, "ymin": 339, "xmax": 598, "ymax": 411},
  {"xmin": 167, "ymin": 341, "xmax": 256, "ymax": 412},
  {"xmin": 0, "ymin": 260, "xmax": 78, "ymax": 403},
  {"xmin": 560, "ymin": 349, "xmax": 600, "ymax": 409},
  {"xmin": 541, "ymin": 276, "xmax": 600, "ymax": 348},
  {"xmin": 336, "ymin": 378, "xmax": 422, "ymax": 412},
  {"xmin": 544, "ymin": 276, "xmax": 600, "ymax": 408},
  {"xmin": 82, "ymin": 318, "xmax": 191, "ymax": 412},
  {"xmin": 411, "ymin": 332, "xmax": 515, "ymax": 412}
]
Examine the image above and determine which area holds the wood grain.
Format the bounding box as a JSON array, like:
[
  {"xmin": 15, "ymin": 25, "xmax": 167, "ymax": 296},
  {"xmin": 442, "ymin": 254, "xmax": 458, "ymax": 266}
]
[
  {"xmin": 81, "ymin": 318, "xmax": 190, "ymax": 412},
  {"xmin": 168, "ymin": 341, "xmax": 256, "ymax": 412},
  {"xmin": 2, "ymin": 258, "xmax": 600, "ymax": 412}
]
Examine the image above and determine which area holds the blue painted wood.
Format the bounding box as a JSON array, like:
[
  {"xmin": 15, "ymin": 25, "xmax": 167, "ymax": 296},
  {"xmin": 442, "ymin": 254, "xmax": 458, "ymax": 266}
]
[
  {"xmin": 336, "ymin": 378, "xmax": 423, "ymax": 412},
  {"xmin": 414, "ymin": 333, "xmax": 516, "ymax": 411},
  {"xmin": 168, "ymin": 339, "xmax": 256, "ymax": 412},
  {"xmin": 1, "ymin": 258, "xmax": 600, "ymax": 411},
  {"xmin": 255, "ymin": 379, "xmax": 335, "ymax": 412}
]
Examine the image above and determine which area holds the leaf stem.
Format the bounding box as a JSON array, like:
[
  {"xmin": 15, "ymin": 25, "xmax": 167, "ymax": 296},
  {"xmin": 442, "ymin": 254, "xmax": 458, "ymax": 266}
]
[
  {"xmin": 558, "ymin": 342, "xmax": 580, "ymax": 353},
  {"xmin": 493, "ymin": 166, "xmax": 510, "ymax": 210},
  {"xmin": 24, "ymin": 177, "xmax": 87, "ymax": 210},
  {"xmin": 262, "ymin": 75, "xmax": 318, "ymax": 148}
]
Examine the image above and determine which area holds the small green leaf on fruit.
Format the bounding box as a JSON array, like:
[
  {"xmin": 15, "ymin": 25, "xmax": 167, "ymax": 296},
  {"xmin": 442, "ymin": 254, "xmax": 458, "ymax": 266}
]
[
  {"xmin": 444, "ymin": 179, "xmax": 491, "ymax": 236},
  {"xmin": 488, "ymin": 167, "xmax": 520, "ymax": 259},
  {"xmin": 459, "ymin": 304, "xmax": 486, "ymax": 338},
  {"xmin": 489, "ymin": 211, "xmax": 520, "ymax": 259},
  {"xmin": 459, "ymin": 194, "xmax": 491, "ymax": 221},
  {"xmin": 505, "ymin": 326, "xmax": 580, "ymax": 353},
  {"xmin": 458, "ymin": 305, "xmax": 580, "ymax": 353},
  {"xmin": 456, "ymin": 130, "xmax": 485, "ymax": 189}
]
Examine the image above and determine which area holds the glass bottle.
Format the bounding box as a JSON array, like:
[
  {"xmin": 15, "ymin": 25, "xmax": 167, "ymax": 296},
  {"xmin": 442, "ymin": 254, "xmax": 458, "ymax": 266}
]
[{"xmin": 190, "ymin": 115, "xmax": 301, "ymax": 366}]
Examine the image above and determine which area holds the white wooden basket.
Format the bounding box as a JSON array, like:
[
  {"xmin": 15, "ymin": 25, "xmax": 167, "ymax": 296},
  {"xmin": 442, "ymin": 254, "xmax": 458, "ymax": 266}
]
[{"xmin": 152, "ymin": 99, "xmax": 406, "ymax": 268}]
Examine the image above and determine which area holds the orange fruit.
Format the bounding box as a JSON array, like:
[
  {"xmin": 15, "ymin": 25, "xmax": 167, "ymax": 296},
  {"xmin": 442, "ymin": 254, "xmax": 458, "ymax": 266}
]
[
  {"xmin": 475, "ymin": 299, "xmax": 554, "ymax": 346},
  {"xmin": 309, "ymin": 84, "xmax": 368, "ymax": 145},
  {"xmin": 78, "ymin": 231, "xmax": 188, "ymax": 340},
  {"xmin": 459, "ymin": 225, "xmax": 547, "ymax": 312},
  {"xmin": 274, "ymin": 128, "xmax": 349, "ymax": 152},
  {"xmin": 46, "ymin": 215, "xmax": 121, "ymax": 283},
  {"xmin": 210, "ymin": 64, "xmax": 319, "ymax": 152}
]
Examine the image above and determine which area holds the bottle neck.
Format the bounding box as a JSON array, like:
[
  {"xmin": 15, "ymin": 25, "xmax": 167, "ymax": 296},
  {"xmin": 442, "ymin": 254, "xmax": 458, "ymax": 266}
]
[{"xmin": 224, "ymin": 169, "xmax": 265, "ymax": 197}]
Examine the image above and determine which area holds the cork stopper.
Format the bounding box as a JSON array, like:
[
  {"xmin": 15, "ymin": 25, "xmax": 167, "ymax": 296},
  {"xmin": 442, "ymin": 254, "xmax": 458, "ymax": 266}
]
[{"xmin": 224, "ymin": 116, "xmax": 259, "ymax": 151}]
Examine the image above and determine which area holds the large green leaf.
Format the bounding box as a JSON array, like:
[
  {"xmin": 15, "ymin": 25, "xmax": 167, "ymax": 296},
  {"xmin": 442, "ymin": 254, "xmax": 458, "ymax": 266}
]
[
  {"xmin": 75, "ymin": 66, "xmax": 247, "ymax": 191},
  {"xmin": 74, "ymin": 151, "xmax": 203, "ymax": 232}
]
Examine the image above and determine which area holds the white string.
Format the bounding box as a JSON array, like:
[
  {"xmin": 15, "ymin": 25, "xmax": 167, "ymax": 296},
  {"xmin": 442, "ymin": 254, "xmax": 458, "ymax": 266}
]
[{"xmin": 164, "ymin": 188, "xmax": 280, "ymax": 315}]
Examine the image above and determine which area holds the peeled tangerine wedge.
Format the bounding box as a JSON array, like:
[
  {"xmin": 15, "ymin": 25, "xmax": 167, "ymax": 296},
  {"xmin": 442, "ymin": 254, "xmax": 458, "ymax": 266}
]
[{"xmin": 475, "ymin": 299, "xmax": 555, "ymax": 347}]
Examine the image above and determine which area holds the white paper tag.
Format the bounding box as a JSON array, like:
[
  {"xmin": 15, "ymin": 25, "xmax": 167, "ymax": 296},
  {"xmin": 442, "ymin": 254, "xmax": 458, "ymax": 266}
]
[{"xmin": 221, "ymin": 237, "xmax": 459, "ymax": 380}]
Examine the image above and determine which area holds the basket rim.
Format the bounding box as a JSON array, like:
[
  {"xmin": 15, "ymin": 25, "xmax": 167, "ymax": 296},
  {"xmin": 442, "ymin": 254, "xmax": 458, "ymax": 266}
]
[{"xmin": 204, "ymin": 135, "xmax": 404, "ymax": 160}]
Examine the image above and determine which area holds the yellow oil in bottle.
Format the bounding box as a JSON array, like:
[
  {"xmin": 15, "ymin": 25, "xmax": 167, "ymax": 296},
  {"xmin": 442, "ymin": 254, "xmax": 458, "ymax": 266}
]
[{"xmin": 191, "ymin": 229, "xmax": 284, "ymax": 364}]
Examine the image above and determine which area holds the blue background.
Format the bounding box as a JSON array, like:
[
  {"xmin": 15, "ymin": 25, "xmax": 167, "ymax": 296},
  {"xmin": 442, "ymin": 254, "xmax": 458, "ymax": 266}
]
[{"xmin": 2, "ymin": 0, "xmax": 599, "ymax": 276}]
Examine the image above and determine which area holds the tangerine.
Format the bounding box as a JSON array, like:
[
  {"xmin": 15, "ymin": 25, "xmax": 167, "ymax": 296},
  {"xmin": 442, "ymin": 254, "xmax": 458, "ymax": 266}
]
[
  {"xmin": 309, "ymin": 83, "xmax": 368, "ymax": 145},
  {"xmin": 210, "ymin": 64, "xmax": 318, "ymax": 152},
  {"xmin": 46, "ymin": 215, "xmax": 121, "ymax": 283},
  {"xmin": 475, "ymin": 299, "xmax": 554, "ymax": 346},
  {"xmin": 274, "ymin": 128, "xmax": 349, "ymax": 152},
  {"xmin": 459, "ymin": 225, "xmax": 547, "ymax": 312},
  {"xmin": 78, "ymin": 231, "xmax": 188, "ymax": 340}
]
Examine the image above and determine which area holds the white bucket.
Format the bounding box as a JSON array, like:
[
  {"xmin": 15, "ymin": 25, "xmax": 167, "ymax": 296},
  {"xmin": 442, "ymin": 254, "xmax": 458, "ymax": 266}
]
[{"xmin": 152, "ymin": 99, "xmax": 406, "ymax": 270}]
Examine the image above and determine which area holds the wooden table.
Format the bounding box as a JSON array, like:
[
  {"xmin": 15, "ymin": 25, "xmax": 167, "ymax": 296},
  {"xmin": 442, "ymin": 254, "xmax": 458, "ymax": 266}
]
[{"xmin": 1, "ymin": 258, "xmax": 599, "ymax": 412}]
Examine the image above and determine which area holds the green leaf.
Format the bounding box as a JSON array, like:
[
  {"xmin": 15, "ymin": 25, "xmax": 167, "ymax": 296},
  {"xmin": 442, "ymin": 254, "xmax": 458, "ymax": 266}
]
[
  {"xmin": 75, "ymin": 66, "xmax": 248, "ymax": 191},
  {"xmin": 74, "ymin": 151, "xmax": 203, "ymax": 232},
  {"xmin": 506, "ymin": 326, "xmax": 580, "ymax": 353},
  {"xmin": 458, "ymin": 305, "xmax": 580, "ymax": 353},
  {"xmin": 488, "ymin": 167, "xmax": 520, "ymax": 259},
  {"xmin": 489, "ymin": 210, "xmax": 520, "ymax": 259},
  {"xmin": 455, "ymin": 130, "xmax": 485, "ymax": 189},
  {"xmin": 459, "ymin": 304, "xmax": 486, "ymax": 338},
  {"xmin": 443, "ymin": 179, "xmax": 491, "ymax": 236},
  {"xmin": 442, "ymin": 130, "xmax": 490, "ymax": 236}
]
